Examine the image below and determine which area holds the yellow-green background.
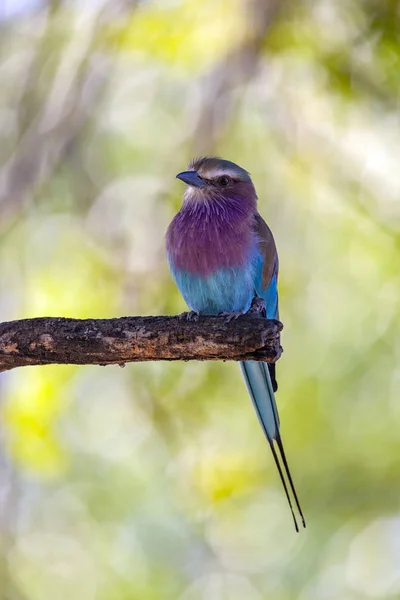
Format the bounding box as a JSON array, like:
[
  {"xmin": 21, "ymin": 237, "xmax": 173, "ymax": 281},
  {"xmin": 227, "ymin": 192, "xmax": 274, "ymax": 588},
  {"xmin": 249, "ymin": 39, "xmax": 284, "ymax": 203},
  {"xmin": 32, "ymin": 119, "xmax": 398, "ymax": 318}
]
[{"xmin": 1, "ymin": 1, "xmax": 400, "ymax": 598}]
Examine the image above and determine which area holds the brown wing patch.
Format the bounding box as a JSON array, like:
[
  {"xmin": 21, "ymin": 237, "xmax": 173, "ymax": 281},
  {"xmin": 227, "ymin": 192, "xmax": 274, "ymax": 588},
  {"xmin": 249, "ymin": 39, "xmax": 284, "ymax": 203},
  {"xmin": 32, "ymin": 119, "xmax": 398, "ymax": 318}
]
[{"xmin": 254, "ymin": 213, "xmax": 279, "ymax": 290}]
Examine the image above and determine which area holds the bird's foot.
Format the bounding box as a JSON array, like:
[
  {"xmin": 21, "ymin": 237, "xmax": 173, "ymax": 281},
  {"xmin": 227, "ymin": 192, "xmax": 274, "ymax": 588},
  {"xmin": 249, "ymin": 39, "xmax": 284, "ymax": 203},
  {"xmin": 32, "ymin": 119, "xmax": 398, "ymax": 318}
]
[
  {"xmin": 248, "ymin": 297, "xmax": 266, "ymax": 318},
  {"xmin": 219, "ymin": 310, "xmax": 245, "ymax": 324},
  {"xmin": 178, "ymin": 310, "xmax": 200, "ymax": 322}
]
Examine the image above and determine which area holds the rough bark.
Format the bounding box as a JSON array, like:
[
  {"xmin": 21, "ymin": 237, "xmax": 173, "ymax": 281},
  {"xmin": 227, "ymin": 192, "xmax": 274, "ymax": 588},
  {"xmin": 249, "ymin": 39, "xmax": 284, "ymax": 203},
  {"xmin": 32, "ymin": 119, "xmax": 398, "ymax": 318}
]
[{"xmin": 0, "ymin": 315, "xmax": 283, "ymax": 372}]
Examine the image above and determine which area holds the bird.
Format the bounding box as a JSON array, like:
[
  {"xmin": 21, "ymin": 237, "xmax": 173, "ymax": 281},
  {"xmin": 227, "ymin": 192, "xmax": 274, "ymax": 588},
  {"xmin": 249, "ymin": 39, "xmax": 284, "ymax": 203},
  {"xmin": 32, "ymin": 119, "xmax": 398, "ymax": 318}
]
[{"xmin": 166, "ymin": 157, "xmax": 305, "ymax": 531}]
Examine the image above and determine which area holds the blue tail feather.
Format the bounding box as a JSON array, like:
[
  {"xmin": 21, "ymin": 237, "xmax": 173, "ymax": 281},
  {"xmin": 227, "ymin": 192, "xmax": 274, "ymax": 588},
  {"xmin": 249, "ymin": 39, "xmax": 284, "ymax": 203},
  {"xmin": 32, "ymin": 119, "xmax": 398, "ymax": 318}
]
[
  {"xmin": 240, "ymin": 360, "xmax": 306, "ymax": 531},
  {"xmin": 240, "ymin": 361, "xmax": 279, "ymax": 441}
]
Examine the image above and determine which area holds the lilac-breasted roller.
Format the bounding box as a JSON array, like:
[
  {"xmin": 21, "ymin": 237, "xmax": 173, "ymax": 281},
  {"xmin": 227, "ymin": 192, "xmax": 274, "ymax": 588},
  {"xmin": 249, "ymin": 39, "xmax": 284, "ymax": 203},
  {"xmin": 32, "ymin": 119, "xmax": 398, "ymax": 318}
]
[{"xmin": 166, "ymin": 157, "xmax": 305, "ymax": 531}]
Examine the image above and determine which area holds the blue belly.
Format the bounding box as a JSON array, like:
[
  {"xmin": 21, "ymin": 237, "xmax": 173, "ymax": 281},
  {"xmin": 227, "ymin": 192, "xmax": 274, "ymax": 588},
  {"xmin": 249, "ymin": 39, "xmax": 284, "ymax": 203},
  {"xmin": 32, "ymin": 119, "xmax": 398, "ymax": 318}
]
[{"xmin": 170, "ymin": 259, "xmax": 261, "ymax": 316}]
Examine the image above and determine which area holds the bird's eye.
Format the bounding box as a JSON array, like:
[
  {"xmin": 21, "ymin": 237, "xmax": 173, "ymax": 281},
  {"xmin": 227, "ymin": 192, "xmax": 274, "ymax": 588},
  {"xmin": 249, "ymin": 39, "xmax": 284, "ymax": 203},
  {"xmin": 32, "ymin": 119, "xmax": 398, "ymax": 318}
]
[{"xmin": 218, "ymin": 176, "xmax": 230, "ymax": 186}]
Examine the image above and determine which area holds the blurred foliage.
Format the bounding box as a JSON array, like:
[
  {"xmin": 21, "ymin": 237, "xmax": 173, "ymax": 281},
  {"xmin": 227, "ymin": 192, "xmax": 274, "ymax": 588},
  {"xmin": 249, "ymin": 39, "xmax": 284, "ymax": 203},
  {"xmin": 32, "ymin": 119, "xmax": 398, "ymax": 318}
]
[{"xmin": 0, "ymin": 0, "xmax": 400, "ymax": 599}]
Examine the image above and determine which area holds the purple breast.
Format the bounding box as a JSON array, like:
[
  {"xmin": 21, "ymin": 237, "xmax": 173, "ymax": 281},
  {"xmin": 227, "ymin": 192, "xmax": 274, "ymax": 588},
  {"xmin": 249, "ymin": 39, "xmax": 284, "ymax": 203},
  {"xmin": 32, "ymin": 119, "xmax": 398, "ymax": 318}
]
[{"xmin": 166, "ymin": 195, "xmax": 256, "ymax": 276}]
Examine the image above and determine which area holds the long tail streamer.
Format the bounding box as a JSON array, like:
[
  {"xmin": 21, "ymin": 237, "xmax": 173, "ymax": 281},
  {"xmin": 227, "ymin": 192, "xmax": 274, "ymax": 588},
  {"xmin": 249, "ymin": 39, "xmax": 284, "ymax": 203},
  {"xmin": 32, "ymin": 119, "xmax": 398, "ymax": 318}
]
[{"xmin": 240, "ymin": 360, "xmax": 306, "ymax": 531}]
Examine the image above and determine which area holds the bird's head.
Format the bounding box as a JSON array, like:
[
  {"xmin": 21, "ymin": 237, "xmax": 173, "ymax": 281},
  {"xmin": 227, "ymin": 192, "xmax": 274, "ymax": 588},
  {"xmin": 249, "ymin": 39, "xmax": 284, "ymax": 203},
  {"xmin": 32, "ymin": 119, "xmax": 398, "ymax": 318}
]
[{"xmin": 176, "ymin": 157, "xmax": 257, "ymax": 209}]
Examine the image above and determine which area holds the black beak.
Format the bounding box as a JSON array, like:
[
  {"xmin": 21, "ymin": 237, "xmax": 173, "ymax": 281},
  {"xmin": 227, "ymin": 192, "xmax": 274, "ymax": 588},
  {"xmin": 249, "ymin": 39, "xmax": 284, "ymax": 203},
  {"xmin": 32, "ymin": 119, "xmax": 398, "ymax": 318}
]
[{"xmin": 176, "ymin": 171, "xmax": 206, "ymax": 188}]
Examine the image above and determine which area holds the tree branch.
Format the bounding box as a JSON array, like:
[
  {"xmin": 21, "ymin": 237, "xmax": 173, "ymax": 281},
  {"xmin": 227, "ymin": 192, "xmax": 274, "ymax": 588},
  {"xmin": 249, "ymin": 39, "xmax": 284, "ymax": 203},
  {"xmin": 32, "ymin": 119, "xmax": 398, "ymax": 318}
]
[{"xmin": 0, "ymin": 315, "xmax": 283, "ymax": 372}]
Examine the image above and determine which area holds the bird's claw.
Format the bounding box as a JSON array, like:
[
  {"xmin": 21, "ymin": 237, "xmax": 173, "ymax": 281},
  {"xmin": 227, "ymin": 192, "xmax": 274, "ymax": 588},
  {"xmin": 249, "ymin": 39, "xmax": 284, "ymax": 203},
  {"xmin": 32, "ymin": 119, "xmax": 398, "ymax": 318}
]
[
  {"xmin": 178, "ymin": 311, "xmax": 200, "ymax": 322},
  {"xmin": 219, "ymin": 310, "xmax": 245, "ymax": 324},
  {"xmin": 248, "ymin": 297, "xmax": 266, "ymax": 318}
]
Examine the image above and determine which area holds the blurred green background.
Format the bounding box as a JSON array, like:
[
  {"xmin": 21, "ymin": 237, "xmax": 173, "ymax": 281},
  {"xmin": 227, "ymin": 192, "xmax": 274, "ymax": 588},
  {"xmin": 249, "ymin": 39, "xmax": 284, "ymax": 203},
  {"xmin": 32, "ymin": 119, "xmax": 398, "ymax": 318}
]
[{"xmin": 1, "ymin": 0, "xmax": 400, "ymax": 598}]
